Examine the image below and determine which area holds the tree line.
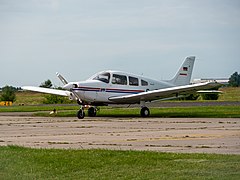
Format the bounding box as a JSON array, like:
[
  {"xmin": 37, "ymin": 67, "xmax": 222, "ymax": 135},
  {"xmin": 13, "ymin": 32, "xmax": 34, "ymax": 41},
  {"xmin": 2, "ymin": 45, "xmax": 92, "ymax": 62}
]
[{"xmin": 228, "ymin": 72, "xmax": 240, "ymax": 87}]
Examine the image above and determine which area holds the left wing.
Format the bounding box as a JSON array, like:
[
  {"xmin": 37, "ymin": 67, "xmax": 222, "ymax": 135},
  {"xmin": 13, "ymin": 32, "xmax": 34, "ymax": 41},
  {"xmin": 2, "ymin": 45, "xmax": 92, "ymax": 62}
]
[
  {"xmin": 109, "ymin": 82, "xmax": 220, "ymax": 104},
  {"xmin": 22, "ymin": 86, "xmax": 81, "ymax": 102},
  {"xmin": 22, "ymin": 86, "xmax": 70, "ymax": 97}
]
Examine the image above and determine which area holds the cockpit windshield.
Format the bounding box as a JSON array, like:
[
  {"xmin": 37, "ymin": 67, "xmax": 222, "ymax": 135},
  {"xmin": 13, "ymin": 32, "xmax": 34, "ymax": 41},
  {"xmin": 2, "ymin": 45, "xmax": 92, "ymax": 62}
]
[{"xmin": 93, "ymin": 72, "xmax": 110, "ymax": 83}]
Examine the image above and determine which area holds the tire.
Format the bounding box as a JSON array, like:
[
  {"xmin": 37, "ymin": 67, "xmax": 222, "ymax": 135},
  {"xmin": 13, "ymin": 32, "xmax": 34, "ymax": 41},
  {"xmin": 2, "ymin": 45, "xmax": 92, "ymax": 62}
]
[
  {"xmin": 77, "ymin": 109, "xmax": 85, "ymax": 119},
  {"xmin": 88, "ymin": 107, "xmax": 96, "ymax": 117},
  {"xmin": 140, "ymin": 107, "xmax": 150, "ymax": 117}
]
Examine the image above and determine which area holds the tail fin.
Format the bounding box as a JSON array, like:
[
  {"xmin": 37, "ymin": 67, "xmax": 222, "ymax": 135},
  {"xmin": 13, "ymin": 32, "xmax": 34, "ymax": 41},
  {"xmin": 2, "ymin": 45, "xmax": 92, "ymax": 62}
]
[{"xmin": 168, "ymin": 56, "xmax": 195, "ymax": 86}]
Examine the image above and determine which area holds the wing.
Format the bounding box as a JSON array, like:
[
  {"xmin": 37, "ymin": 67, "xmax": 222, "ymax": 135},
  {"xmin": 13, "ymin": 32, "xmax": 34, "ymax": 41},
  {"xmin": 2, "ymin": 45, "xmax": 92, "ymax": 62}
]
[
  {"xmin": 22, "ymin": 86, "xmax": 70, "ymax": 97},
  {"xmin": 109, "ymin": 82, "xmax": 220, "ymax": 104}
]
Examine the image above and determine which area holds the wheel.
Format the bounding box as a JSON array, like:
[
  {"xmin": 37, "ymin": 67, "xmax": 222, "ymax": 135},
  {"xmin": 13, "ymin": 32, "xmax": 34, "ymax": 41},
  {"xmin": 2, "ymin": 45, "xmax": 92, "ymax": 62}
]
[
  {"xmin": 140, "ymin": 107, "xmax": 150, "ymax": 117},
  {"xmin": 77, "ymin": 109, "xmax": 85, "ymax": 119},
  {"xmin": 88, "ymin": 107, "xmax": 96, "ymax": 117}
]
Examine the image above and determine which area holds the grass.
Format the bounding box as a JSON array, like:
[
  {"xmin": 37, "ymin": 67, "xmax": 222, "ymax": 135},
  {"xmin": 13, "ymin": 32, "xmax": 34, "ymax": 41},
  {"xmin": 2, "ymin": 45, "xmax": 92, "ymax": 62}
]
[
  {"xmin": 34, "ymin": 106, "xmax": 240, "ymax": 118},
  {"xmin": 14, "ymin": 91, "xmax": 46, "ymax": 105},
  {"xmin": 0, "ymin": 146, "xmax": 240, "ymax": 179},
  {"xmin": 0, "ymin": 105, "xmax": 79, "ymax": 113},
  {"xmin": 99, "ymin": 106, "xmax": 240, "ymax": 118},
  {"xmin": 218, "ymin": 87, "xmax": 240, "ymax": 101}
]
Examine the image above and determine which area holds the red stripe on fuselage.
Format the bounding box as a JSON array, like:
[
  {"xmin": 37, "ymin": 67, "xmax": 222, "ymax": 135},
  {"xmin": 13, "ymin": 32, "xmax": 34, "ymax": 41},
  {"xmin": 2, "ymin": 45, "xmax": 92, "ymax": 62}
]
[
  {"xmin": 180, "ymin": 73, "xmax": 187, "ymax": 76},
  {"xmin": 107, "ymin": 88, "xmax": 144, "ymax": 93},
  {"xmin": 75, "ymin": 86, "xmax": 145, "ymax": 93}
]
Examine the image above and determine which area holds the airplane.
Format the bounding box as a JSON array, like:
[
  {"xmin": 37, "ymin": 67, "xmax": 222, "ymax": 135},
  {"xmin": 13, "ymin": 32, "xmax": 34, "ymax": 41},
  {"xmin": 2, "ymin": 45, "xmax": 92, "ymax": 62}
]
[{"xmin": 22, "ymin": 56, "xmax": 220, "ymax": 119}]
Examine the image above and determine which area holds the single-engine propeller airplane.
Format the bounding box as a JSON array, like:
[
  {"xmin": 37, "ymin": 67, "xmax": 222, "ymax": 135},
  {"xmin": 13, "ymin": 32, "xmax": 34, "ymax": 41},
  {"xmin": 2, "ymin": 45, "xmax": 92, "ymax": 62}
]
[{"xmin": 22, "ymin": 56, "xmax": 220, "ymax": 119}]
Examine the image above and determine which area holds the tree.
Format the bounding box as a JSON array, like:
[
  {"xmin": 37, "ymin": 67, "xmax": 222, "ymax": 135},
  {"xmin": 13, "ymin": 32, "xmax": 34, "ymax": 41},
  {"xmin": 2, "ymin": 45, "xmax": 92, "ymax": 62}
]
[
  {"xmin": 0, "ymin": 85, "xmax": 16, "ymax": 102},
  {"xmin": 40, "ymin": 79, "xmax": 53, "ymax": 88},
  {"xmin": 228, "ymin": 72, "xmax": 240, "ymax": 87},
  {"xmin": 43, "ymin": 94, "xmax": 71, "ymax": 104}
]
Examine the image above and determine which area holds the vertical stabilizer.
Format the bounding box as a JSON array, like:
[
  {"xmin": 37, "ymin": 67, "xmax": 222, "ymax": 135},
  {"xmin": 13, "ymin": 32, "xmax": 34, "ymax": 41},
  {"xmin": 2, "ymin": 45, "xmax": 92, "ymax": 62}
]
[{"xmin": 169, "ymin": 56, "xmax": 195, "ymax": 86}]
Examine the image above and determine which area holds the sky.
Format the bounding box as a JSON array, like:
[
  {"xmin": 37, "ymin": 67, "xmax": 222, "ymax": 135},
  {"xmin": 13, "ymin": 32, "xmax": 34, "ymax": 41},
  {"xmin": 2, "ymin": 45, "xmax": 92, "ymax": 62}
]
[{"xmin": 0, "ymin": 0, "xmax": 240, "ymax": 87}]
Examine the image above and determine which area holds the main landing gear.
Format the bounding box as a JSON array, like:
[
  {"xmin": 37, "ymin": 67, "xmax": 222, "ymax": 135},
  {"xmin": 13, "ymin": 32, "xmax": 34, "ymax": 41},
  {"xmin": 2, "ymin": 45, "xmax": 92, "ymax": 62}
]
[
  {"xmin": 77, "ymin": 106, "xmax": 97, "ymax": 119},
  {"xmin": 140, "ymin": 101, "xmax": 150, "ymax": 117},
  {"xmin": 140, "ymin": 107, "xmax": 150, "ymax": 117},
  {"xmin": 76, "ymin": 102, "xmax": 150, "ymax": 119}
]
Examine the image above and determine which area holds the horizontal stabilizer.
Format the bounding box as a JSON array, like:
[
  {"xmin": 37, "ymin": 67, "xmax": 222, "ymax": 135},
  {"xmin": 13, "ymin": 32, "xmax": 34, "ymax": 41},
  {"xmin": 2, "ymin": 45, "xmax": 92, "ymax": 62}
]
[{"xmin": 197, "ymin": 90, "xmax": 222, "ymax": 94}]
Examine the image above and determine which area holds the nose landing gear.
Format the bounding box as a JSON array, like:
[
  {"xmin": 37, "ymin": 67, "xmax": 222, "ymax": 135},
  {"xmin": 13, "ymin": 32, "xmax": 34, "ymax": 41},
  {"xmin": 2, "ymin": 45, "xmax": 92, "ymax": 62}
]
[
  {"xmin": 88, "ymin": 107, "xmax": 97, "ymax": 117},
  {"xmin": 77, "ymin": 108, "xmax": 85, "ymax": 119}
]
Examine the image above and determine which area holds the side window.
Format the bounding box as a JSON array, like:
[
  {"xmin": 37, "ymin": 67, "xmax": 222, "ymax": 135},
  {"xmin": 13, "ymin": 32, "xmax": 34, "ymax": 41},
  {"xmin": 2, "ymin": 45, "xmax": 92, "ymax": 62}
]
[
  {"xmin": 112, "ymin": 74, "xmax": 127, "ymax": 85},
  {"xmin": 129, "ymin": 76, "xmax": 139, "ymax": 86},
  {"xmin": 141, "ymin": 79, "xmax": 148, "ymax": 86}
]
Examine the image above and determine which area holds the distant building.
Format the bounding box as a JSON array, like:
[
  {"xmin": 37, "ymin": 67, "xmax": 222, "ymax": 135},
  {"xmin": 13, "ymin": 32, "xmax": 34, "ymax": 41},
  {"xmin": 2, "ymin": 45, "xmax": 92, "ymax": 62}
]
[{"xmin": 192, "ymin": 78, "xmax": 229, "ymax": 85}]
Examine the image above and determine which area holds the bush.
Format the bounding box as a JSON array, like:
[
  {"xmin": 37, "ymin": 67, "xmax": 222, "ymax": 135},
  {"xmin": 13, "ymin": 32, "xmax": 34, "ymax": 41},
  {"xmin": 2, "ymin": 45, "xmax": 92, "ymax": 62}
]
[
  {"xmin": 1, "ymin": 85, "xmax": 16, "ymax": 102},
  {"xmin": 200, "ymin": 93, "xmax": 219, "ymax": 100},
  {"xmin": 177, "ymin": 94, "xmax": 199, "ymax": 101},
  {"xmin": 43, "ymin": 94, "xmax": 72, "ymax": 104}
]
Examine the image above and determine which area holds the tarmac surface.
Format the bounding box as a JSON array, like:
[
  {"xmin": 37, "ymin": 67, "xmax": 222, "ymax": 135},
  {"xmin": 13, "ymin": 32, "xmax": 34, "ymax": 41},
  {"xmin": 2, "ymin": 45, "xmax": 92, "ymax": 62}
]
[{"xmin": 0, "ymin": 115, "xmax": 240, "ymax": 154}]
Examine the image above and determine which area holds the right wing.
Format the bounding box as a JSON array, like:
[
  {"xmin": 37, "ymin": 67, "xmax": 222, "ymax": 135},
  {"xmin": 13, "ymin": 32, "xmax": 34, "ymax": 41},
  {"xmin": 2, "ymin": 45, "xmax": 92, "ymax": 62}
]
[
  {"xmin": 109, "ymin": 82, "xmax": 220, "ymax": 104},
  {"xmin": 22, "ymin": 86, "xmax": 70, "ymax": 97}
]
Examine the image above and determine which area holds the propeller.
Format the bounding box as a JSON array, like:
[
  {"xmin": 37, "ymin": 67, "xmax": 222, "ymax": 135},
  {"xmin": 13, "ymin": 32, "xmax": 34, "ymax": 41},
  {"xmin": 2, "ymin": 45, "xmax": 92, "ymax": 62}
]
[
  {"xmin": 56, "ymin": 72, "xmax": 82, "ymax": 103},
  {"xmin": 56, "ymin": 72, "xmax": 68, "ymax": 85}
]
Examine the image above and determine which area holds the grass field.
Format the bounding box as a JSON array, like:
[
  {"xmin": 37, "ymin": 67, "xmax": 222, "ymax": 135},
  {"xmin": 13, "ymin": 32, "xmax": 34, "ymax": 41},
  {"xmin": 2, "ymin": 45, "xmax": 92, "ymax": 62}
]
[
  {"xmin": 0, "ymin": 104, "xmax": 78, "ymax": 113},
  {"xmin": 14, "ymin": 91, "xmax": 46, "ymax": 105},
  {"xmin": 32, "ymin": 106, "xmax": 240, "ymax": 118},
  {"xmin": 1, "ymin": 105, "xmax": 240, "ymax": 118},
  {"xmin": 1, "ymin": 146, "xmax": 240, "ymax": 179},
  {"xmin": 218, "ymin": 87, "xmax": 240, "ymax": 101}
]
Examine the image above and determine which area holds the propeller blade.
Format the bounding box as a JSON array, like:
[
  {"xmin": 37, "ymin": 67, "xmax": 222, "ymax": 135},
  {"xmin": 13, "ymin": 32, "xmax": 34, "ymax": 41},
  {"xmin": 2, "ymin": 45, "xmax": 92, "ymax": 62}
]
[{"xmin": 56, "ymin": 72, "xmax": 68, "ymax": 85}]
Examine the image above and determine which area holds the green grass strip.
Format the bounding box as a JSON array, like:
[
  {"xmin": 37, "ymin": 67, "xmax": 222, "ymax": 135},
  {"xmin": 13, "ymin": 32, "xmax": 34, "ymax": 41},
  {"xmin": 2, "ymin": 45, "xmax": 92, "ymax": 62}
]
[
  {"xmin": 0, "ymin": 146, "xmax": 240, "ymax": 179},
  {"xmin": 0, "ymin": 105, "xmax": 79, "ymax": 112},
  {"xmin": 34, "ymin": 106, "xmax": 240, "ymax": 118}
]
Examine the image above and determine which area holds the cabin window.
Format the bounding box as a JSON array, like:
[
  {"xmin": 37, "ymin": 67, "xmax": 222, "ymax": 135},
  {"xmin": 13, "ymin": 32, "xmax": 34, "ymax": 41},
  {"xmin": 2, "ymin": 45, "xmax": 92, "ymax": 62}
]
[
  {"xmin": 93, "ymin": 72, "xmax": 110, "ymax": 83},
  {"xmin": 129, "ymin": 76, "xmax": 139, "ymax": 86},
  {"xmin": 141, "ymin": 79, "xmax": 148, "ymax": 86},
  {"xmin": 112, "ymin": 74, "xmax": 127, "ymax": 85}
]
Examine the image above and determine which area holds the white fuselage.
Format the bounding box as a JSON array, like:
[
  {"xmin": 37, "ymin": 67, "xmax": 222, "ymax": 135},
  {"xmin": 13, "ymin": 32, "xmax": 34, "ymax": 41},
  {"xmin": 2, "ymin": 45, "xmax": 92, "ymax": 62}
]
[{"xmin": 65, "ymin": 70, "xmax": 175, "ymax": 105}]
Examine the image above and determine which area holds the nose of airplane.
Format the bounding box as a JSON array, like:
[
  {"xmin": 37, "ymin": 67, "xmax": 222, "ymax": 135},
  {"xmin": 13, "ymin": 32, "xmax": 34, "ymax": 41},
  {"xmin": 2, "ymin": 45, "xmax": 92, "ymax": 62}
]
[
  {"xmin": 63, "ymin": 83, "xmax": 73, "ymax": 90},
  {"xmin": 63, "ymin": 83, "xmax": 79, "ymax": 90}
]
